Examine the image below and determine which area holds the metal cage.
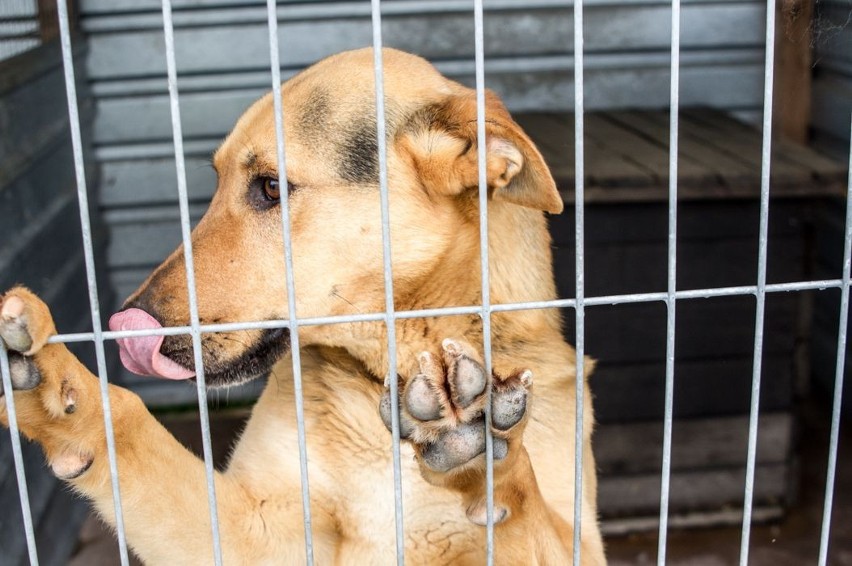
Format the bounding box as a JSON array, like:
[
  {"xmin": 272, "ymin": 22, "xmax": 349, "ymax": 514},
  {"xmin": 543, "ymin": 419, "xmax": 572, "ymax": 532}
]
[{"xmin": 1, "ymin": 0, "xmax": 851, "ymax": 564}]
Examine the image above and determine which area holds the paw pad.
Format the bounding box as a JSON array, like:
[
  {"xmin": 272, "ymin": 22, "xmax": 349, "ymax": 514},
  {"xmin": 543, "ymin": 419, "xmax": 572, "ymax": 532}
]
[
  {"xmin": 50, "ymin": 451, "xmax": 93, "ymax": 480},
  {"xmin": 0, "ymin": 354, "xmax": 42, "ymax": 396},
  {"xmin": 466, "ymin": 497, "xmax": 509, "ymax": 526},
  {"xmin": 379, "ymin": 340, "xmax": 531, "ymax": 476},
  {"xmin": 1, "ymin": 297, "xmax": 33, "ymax": 354}
]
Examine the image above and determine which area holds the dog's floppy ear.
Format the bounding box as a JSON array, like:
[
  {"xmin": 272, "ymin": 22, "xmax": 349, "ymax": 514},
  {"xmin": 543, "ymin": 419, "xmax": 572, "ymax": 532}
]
[{"xmin": 400, "ymin": 90, "xmax": 563, "ymax": 214}]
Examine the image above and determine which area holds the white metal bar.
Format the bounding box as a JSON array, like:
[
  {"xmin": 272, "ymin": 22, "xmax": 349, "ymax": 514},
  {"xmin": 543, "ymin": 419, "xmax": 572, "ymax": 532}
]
[
  {"xmin": 656, "ymin": 0, "xmax": 680, "ymax": 562},
  {"xmin": 4, "ymin": 2, "xmax": 843, "ymax": 564},
  {"xmin": 817, "ymin": 116, "xmax": 852, "ymax": 566},
  {"xmin": 472, "ymin": 0, "xmax": 497, "ymax": 561},
  {"xmin": 573, "ymin": 0, "xmax": 586, "ymax": 561},
  {"xmin": 0, "ymin": 346, "xmax": 39, "ymax": 566},
  {"xmin": 368, "ymin": 3, "xmax": 406, "ymax": 563},
  {"xmin": 264, "ymin": 2, "xmax": 315, "ymax": 562},
  {"xmin": 44, "ymin": 278, "xmax": 847, "ymax": 345},
  {"xmin": 159, "ymin": 1, "xmax": 223, "ymax": 563},
  {"xmin": 739, "ymin": 0, "xmax": 776, "ymax": 561},
  {"xmin": 54, "ymin": 1, "xmax": 131, "ymax": 563}
]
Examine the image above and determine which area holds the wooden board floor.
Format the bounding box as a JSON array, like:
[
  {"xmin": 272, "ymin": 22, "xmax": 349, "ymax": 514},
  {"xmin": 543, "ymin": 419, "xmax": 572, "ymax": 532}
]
[{"xmin": 516, "ymin": 108, "xmax": 848, "ymax": 203}]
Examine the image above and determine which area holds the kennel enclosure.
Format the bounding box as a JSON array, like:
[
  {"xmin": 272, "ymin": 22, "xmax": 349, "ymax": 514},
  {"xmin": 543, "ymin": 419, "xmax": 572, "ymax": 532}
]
[{"xmin": 0, "ymin": 0, "xmax": 851, "ymax": 564}]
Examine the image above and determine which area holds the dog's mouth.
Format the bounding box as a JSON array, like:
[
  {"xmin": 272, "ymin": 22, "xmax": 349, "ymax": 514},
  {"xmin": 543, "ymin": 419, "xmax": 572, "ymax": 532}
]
[{"xmin": 109, "ymin": 308, "xmax": 291, "ymax": 388}]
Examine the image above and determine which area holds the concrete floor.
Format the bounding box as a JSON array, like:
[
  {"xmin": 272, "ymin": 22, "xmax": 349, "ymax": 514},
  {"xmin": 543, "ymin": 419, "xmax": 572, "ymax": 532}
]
[{"xmin": 69, "ymin": 400, "xmax": 852, "ymax": 565}]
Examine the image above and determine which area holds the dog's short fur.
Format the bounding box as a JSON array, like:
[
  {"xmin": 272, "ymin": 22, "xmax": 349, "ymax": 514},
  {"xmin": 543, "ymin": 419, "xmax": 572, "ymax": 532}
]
[{"xmin": 0, "ymin": 48, "xmax": 606, "ymax": 564}]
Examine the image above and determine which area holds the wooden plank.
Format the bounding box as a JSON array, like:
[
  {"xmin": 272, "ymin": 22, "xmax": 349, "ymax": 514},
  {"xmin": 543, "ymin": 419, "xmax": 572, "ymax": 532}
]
[
  {"xmin": 601, "ymin": 505, "xmax": 784, "ymax": 536},
  {"xmin": 606, "ymin": 110, "xmax": 757, "ymax": 196},
  {"xmin": 773, "ymin": 0, "xmax": 814, "ymax": 143},
  {"xmin": 684, "ymin": 107, "xmax": 847, "ymax": 183},
  {"xmin": 590, "ymin": 356, "xmax": 793, "ymax": 423},
  {"xmin": 558, "ymin": 295, "xmax": 798, "ymax": 365},
  {"xmin": 587, "ymin": 134, "xmax": 658, "ymax": 189},
  {"xmin": 586, "ymin": 112, "xmax": 718, "ymax": 185},
  {"xmin": 549, "ymin": 200, "xmax": 808, "ymax": 245},
  {"xmin": 516, "ymin": 112, "xmax": 657, "ymax": 190},
  {"xmin": 595, "ymin": 413, "xmax": 792, "ymax": 475},
  {"xmin": 598, "ymin": 463, "xmax": 789, "ymax": 517},
  {"xmin": 513, "ymin": 113, "xmax": 575, "ymax": 181},
  {"xmin": 657, "ymin": 109, "xmax": 814, "ymax": 185},
  {"xmin": 554, "ymin": 234, "xmax": 806, "ymax": 297},
  {"xmin": 37, "ymin": 0, "xmax": 60, "ymax": 42}
]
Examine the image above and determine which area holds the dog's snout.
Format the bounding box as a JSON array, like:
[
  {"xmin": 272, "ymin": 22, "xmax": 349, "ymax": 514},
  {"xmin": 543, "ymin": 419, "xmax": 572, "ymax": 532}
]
[
  {"xmin": 120, "ymin": 252, "xmax": 190, "ymax": 326},
  {"xmin": 122, "ymin": 291, "xmax": 173, "ymax": 324}
]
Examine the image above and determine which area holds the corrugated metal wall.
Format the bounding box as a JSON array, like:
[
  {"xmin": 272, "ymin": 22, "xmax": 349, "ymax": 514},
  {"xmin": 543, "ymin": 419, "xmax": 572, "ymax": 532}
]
[
  {"xmin": 0, "ymin": 40, "xmax": 100, "ymax": 565},
  {"xmin": 812, "ymin": 0, "xmax": 852, "ymax": 154},
  {"xmin": 78, "ymin": 0, "xmax": 771, "ymax": 395},
  {"xmin": 0, "ymin": 0, "xmax": 39, "ymax": 62}
]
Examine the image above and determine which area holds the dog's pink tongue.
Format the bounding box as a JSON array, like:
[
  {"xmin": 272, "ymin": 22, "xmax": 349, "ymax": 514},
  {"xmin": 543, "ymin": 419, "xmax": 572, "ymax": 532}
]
[{"xmin": 108, "ymin": 309, "xmax": 195, "ymax": 380}]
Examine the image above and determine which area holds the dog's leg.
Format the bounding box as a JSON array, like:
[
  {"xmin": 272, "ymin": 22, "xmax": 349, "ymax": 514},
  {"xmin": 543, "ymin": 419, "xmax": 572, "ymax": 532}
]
[
  {"xmin": 380, "ymin": 338, "xmax": 587, "ymax": 564},
  {"xmin": 0, "ymin": 287, "xmax": 325, "ymax": 564}
]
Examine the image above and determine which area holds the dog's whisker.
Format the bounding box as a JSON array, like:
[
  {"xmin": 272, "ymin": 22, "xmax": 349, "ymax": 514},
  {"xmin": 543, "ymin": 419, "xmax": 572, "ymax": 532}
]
[{"xmin": 331, "ymin": 290, "xmax": 361, "ymax": 313}]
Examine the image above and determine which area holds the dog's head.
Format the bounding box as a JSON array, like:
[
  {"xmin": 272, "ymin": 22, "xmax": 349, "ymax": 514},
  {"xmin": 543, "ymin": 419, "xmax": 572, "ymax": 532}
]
[{"xmin": 109, "ymin": 48, "xmax": 562, "ymax": 387}]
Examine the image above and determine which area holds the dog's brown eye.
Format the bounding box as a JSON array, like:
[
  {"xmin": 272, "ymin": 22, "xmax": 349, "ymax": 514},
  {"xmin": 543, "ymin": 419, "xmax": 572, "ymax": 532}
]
[
  {"xmin": 250, "ymin": 175, "xmax": 296, "ymax": 209},
  {"xmin": 261, "ymin": 177, "xmax": 280, "ymax": 201}
]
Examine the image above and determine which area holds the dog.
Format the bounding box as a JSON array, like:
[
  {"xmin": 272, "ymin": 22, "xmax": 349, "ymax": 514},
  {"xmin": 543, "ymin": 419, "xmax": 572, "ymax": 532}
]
[{"xmin": 0, "ymin": 47, "xmax": 606, "ymax": 564}]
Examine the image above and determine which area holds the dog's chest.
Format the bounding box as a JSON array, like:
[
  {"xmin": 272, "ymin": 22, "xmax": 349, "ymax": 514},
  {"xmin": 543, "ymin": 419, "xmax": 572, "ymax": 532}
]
[{"xmin": 243, "ymin": 361, "xmax": 484, "ymax": 562}]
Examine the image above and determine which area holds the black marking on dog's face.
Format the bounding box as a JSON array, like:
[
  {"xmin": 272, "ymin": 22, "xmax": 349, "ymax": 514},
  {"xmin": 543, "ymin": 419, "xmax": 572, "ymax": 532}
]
[
  {"xmin": 299, "ymin": 88, "xmax": 331, "ymax": 137},
  {"xmin": 243, "ymin": 151, "xmax": 258, "ymax": 170},
  {"xmin": 159, "ymin": 327, "xmax": 291, "ymax": 388},
  {"xmin": 338, "ymin": 117, "xmax": 379, "ymax": 184}
]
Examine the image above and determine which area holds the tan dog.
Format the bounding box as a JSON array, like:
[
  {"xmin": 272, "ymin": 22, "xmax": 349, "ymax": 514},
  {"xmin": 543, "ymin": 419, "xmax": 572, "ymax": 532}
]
[{"xmin": 0, "ymin": 48, "xmax": 605, "ymax": 564}]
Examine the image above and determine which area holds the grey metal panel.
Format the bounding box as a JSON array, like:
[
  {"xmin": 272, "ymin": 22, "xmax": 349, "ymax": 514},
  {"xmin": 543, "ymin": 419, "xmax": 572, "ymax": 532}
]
[
  {"xmin": 811, "ymin": 0, "xmax": 852, "ymax": 147},
  {"xmin": 81, "ymin": 4, "xmax": 765, "ymax": 81},
  {"xmin": 0, "ymin": 34, "xmax": 102, "ymax": 563},
  {"xmin": 81, "ymin": 0, "xmax": 370, "ymax": 13},
  {"xmin": 104, "ymin": 205, "xmax": 204, "ymax": 268},
  {"xmin": 93, "ymin": 52, "xmax": 764, "ymax": 146},
  {"xmin": 0, "ymin": 59, "xmax": 73, "ymax": 182},
  {"xmin": 0, "ymin": 0, "xmax": 38, "ymax": 63},
  {"xmin": 100, "ymin": 157, "xmax": 218, "ymax": 206}
]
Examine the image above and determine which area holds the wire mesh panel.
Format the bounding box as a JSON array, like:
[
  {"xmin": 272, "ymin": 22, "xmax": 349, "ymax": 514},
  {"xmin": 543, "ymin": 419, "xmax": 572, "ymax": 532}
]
[{"xmin": 1, "ymin": 0, "xmax": 851, "ymax": 564}]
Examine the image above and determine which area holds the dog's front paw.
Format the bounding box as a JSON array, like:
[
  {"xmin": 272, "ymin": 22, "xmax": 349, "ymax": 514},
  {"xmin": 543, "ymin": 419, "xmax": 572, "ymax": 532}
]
[
  {"xmin": 379, "ymin": 339, "xmax": 531, "ymax": 521},
  {"xmin": 1, "ymin": 288, "xmax": 99, "ymax": 479},
  {"xmin": 1, "ymin": 288, "xmax": 56, "ymax": 357},
  {"xmin": 1, "ymin": 287, "xmax": 57, "ymax": 397}
]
